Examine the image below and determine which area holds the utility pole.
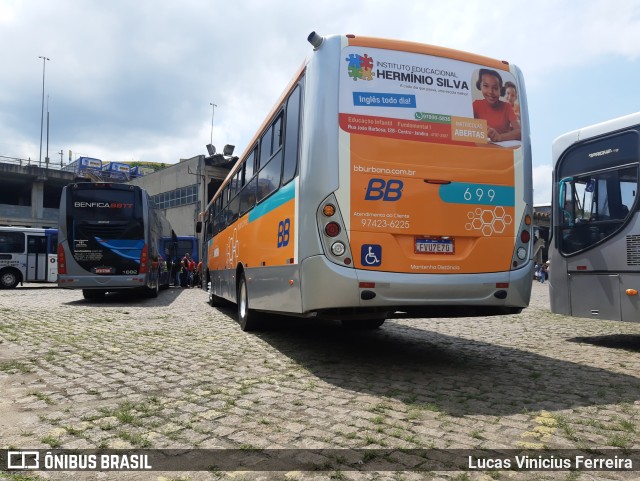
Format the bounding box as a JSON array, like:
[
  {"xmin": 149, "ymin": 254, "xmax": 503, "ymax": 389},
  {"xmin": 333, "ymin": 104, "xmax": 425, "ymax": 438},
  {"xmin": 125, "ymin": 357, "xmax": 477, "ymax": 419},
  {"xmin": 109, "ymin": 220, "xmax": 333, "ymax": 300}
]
[
  {"xmin": 38, "ymin": 56, "xmax": 50, "ymax": 167},
  {"xmin": 209, "ymin": 102, "xmax": 217, "ymax": 145}
]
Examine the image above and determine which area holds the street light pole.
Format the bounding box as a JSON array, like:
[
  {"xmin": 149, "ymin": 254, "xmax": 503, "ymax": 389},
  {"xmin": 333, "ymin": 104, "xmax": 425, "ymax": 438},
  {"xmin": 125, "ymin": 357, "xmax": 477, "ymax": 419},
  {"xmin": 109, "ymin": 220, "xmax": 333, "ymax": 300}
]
[
  {"xmin": 209, "ymin": 102, "xmax": 217, "ymax": 145},
  {"xmin": 46, "ymin": 95, "xmax": 50, "ymax": 167},
  {"xmin": 38, "ymin": 55, "xmax": 50, "ymax": 167}
]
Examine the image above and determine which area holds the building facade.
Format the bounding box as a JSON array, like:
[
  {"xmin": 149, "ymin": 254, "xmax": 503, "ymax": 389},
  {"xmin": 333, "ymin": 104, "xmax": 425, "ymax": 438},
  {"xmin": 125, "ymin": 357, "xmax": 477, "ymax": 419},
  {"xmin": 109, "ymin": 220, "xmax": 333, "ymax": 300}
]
[{"xmin": 127, "ymin": 153, "xmax": 234, "ymax": 260}]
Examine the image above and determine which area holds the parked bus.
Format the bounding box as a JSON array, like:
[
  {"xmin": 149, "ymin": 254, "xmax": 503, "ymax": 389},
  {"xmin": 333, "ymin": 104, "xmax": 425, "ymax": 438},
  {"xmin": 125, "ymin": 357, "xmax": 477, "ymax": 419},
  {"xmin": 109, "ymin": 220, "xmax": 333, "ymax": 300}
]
[
  {"xmin": 201, "ymin": 32, "xmax": 534, "ymax": 330},
  {"xmin": 58, "ymin": 182, "xmax": 174, "ymax": 299},
  {"xmin": 549, "ymin": 112, "xmax": 640, "ymax": 322},
  {"xmin": 161, "ymin": 235, "xmax": 198, "ymax": 264},
  {"xmin": 0, "ymin": 226, "xmax": 58, "ymax": 288}
]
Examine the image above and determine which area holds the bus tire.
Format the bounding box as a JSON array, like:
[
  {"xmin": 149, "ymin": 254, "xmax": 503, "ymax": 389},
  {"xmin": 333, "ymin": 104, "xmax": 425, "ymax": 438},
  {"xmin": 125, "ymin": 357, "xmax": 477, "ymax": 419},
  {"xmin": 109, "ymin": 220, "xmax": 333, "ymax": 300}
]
[
  {"xmin": 0, "ymin": 268, "xmax": 20, "ymax": 289},
  {"xmin": 146, "ymin": 278, "xmax": 159, "ymax": 298},
  {"xmin": 237, "ymin": 274, "xmax": 259, "ymax": 331}
]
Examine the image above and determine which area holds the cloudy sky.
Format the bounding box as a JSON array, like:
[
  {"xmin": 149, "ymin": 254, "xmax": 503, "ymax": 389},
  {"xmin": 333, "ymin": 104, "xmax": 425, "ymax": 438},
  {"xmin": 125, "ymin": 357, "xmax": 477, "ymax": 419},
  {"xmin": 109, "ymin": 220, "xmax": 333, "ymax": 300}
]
[{"xmin": 1, "ymin": 0, "xmax": 639, "ymax": 204}]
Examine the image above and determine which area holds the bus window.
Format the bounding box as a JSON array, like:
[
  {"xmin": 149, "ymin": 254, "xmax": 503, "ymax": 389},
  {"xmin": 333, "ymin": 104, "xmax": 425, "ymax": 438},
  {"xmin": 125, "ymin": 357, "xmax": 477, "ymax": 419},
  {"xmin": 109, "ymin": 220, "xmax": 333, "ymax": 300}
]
[
  {"xmin": 244, "ymin": 148, "xmax": 256, "ymax": 180},
  {"xmin": 240, "ymin": 177, "xmax": 257, "ymax": 215},
  {"xmin": 0, "ymin": 232, "xmax": 24, "ymax": 253},
  {"xmin": 282, "ymin": 84, "xmax": 302, "ymax": 186},
  {"xmin": 257, "ymin": 113, "xmax": 284, "ymax": 202},
  {"xmin": 559, "ymin": 167, "xmax": 638, "ymax": 255},
  {"xmin": 258, "ymin": 125, "xmax": 273, "ymax": 171}
]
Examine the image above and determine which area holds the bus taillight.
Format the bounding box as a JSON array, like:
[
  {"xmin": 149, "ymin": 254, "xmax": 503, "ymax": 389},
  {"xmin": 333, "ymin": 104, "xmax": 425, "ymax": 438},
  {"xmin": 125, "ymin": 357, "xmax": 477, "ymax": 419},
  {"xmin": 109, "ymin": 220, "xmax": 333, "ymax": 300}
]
[
  {"xmin": 325, "ymin": 222, "xmax": 341, "ymax": 237},
  {"xmin": 57, "ymin": 244, "xmax": 67, "ymax": 275},
  {"xmin": 139, "ymin": 244, "xmax": 148, "ymax": 274},
  {"xmin": 520, "ymin": 230, "xmax": 530, "ymax": 243}
]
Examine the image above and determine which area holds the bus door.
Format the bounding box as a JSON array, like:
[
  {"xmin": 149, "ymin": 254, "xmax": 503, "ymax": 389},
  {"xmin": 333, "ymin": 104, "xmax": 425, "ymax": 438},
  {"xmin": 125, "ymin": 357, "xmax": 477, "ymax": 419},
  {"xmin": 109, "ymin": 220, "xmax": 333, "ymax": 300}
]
[{"xmin": 26, "ymin": 235, "xmax": 48, "ymax": 282}]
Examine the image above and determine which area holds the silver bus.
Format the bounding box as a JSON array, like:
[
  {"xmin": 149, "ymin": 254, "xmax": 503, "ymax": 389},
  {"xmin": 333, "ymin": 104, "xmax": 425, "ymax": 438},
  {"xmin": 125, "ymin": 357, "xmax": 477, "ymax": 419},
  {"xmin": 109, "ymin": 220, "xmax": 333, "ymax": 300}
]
[
  {"xmin": 549, "ymin": 112, "xmax": 640, "ymax": 321},
  {"xmin": 58, "ymin": 182, "xmax": 175, "ymax": 299}
]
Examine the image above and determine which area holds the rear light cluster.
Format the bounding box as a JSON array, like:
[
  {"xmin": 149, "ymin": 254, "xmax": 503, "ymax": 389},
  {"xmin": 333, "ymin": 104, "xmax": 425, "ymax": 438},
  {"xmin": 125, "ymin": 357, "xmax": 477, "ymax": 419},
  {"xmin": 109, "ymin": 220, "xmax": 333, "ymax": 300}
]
[
  {"xmin": 57, "ymin": 244, "xmax": 67, "ymax": 275},
  {"xmin": 139, "ymin": 244, "xmax": 148, "ymax": 274},
  {"xmin": 317, "ymin": 194, "xmax": 353, "ymax": 267},
  {"xmin": 511, "ymin": 210, "xmax": 533, "ymax": 269}
]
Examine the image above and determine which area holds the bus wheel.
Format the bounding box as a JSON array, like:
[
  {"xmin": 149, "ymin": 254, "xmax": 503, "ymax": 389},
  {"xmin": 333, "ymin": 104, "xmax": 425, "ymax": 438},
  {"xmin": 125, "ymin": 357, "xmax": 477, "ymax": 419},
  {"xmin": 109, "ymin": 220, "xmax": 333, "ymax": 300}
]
[
  {"xmin": 146, "ymin": 278, "xmax": 159, "ymax": 298},
  {"xmin": 0, "ymin": 268, "xmax": 20, "ymax": 289},
  {"xmin": 237, "ymin": 274, "xmax": 259, "ymax": 331}
]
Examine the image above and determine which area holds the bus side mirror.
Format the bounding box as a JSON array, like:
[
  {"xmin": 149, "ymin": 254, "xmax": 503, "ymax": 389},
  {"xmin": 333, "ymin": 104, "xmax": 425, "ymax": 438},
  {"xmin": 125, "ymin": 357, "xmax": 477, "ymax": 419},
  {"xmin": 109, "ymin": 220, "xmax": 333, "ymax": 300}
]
[{"xmin": 195, "ymin": 221, "xmax": 202, "ymax": 234}]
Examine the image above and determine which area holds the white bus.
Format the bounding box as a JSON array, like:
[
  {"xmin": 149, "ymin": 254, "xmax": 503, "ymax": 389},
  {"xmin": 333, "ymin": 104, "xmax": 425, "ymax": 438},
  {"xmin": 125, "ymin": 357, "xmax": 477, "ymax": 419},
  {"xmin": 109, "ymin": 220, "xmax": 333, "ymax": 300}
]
[
  {"xmin": 0, "ymin": 226, "xmax": 58, "ymax": 288},
  {"xmin": 549, "ymin": 112, "xmax": 640, "ymax": 321},
  {"xmin": 202, "ymin": 32, "xmax": 534, "ymax": 331}
]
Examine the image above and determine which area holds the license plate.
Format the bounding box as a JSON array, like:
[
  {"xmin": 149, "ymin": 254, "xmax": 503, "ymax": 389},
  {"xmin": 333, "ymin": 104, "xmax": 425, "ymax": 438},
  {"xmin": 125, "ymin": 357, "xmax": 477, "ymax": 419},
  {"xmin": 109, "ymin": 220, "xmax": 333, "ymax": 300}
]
[
  {"xmin": 94, "ymin": 267, "xmax": 114, "ymax": 274},
  {"xmin": 415, "ymin": 238, "xmax": 454, "ymax": 254}
]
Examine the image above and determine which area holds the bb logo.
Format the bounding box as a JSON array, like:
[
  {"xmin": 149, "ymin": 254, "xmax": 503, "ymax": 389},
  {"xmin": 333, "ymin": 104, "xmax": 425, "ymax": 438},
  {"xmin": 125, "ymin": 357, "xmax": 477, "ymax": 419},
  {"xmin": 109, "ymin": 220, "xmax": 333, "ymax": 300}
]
[
  {"xmin": 361, "ymin": 244, "xmax": 382, "ymax": 267},
  {"xmin": 364, "ymin": 178, "xmax": 403, "ymax": 201},
  {"xmin": 277, "ymin": 218, "xmax": 291, "ymax": 248}
]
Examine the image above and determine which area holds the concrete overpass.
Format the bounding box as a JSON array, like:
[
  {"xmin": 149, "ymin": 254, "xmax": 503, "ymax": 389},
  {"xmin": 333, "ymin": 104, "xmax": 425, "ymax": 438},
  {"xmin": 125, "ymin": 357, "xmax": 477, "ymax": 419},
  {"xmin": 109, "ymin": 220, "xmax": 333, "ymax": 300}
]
[{"xmin": 0, "ymin": 161, "xmax": 76, "ymax": 228}]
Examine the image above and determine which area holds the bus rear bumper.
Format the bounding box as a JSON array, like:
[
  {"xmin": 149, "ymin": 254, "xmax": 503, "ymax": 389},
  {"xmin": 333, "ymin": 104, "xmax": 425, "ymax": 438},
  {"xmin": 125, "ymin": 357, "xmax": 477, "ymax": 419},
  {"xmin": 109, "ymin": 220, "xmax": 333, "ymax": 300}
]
[
  {"xmin": 58, "ymin": 275, "xmax": 148, "ymax": 290},
  {"xmin": 301, "ymin": 255, "xmax": 533, "ymax": 313}
]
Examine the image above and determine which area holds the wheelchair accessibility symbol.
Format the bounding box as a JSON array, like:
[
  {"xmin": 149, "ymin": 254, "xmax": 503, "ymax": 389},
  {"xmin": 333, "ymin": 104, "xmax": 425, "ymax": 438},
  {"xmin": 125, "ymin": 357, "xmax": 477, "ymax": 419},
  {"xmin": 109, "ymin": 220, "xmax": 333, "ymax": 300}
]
[{"xmin": 361, "ymin": 244, "xmax": 382, "ymax": 266}]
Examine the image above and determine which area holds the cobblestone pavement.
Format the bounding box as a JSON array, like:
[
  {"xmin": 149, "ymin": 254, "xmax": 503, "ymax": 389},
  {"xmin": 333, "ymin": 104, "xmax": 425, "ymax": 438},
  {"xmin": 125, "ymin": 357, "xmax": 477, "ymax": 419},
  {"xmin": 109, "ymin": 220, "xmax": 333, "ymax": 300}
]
[{"xmin": 1, "ymin": 282, "xmax": 640, "ymax": 481}]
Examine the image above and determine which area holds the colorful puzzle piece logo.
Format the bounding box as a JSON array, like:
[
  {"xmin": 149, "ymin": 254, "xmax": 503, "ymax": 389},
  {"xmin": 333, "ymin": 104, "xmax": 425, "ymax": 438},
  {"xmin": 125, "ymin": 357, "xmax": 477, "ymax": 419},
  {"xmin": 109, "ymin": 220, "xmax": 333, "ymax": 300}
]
[{"xmin": 345, "ymin": 53, "xmax": 375, "ymax": 81}]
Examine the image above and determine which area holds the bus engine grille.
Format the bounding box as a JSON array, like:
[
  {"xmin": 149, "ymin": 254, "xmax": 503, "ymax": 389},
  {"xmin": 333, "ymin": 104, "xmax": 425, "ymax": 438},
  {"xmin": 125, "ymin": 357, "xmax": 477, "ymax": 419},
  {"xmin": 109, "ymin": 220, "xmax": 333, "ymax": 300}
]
[{"xmin": 626, "ymin": 235, "xmax": 640, "ymax": 266}]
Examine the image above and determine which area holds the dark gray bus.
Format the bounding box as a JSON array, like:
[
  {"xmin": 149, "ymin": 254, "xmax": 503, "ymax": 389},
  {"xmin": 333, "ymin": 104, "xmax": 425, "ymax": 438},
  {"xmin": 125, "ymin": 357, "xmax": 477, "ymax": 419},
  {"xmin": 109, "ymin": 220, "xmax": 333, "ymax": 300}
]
[{"xmin": 58, "ymin": 182, "xmax": 175, "ymax": 299}]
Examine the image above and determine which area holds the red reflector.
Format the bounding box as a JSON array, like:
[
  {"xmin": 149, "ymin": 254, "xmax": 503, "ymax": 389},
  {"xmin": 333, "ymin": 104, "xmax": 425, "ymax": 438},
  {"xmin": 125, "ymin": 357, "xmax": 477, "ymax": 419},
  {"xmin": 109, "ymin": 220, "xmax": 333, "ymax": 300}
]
[
  {"xmin": 344, "ymin": 258, "xmax": 351, "ymax": 265},
  {"xmin": 496, "ymin": 283, "xmax": 509, "ymax": 288},
  {"xmin": 57, "ymin": 244, "xmax": 67, "ymax": 275},
  {"xmin": 139, "ymin": 244, "xmax": 148, "ymax": 274},
  {"xmin": 359, "ymin": 282, "xmax": 375, "ymax": 288},
  {"xmin": 577, "ymin": 265, "xmax": 588, "ymax": 271},
  {"xmin": 520, "ymin": 230, "xmax": 530, "ymax": 243},
  {"xmin": 325, "ymin": 222, "xmax": 341, "ymax": 237}
]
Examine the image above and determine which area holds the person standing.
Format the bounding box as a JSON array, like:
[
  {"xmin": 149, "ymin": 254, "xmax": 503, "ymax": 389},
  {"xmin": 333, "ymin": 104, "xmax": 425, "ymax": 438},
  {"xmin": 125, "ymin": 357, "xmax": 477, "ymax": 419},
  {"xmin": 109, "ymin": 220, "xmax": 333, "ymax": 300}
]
[{"xmin": 540, "ymin": 262, "xmax": 548, "ymax": 283}]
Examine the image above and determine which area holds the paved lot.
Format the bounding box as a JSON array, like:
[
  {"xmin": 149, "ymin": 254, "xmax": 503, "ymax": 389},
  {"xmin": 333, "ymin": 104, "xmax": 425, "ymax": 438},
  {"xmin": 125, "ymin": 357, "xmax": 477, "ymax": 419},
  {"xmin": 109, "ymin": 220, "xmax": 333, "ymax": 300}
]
[{"xmin": 1, "ymin": 281, "xmax": 640, "ymax": 481}]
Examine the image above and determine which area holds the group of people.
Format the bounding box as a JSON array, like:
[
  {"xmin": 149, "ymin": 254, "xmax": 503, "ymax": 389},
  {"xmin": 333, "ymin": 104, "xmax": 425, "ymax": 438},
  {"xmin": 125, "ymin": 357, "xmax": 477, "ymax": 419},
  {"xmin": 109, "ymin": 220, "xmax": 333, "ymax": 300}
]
[
  {"xmin": 534, "ymin": 261, "xmax": 549, "ymax": 283},
  {"xmin": 172, "ymin": 252, "xmax": 202, "ymax": 288}
]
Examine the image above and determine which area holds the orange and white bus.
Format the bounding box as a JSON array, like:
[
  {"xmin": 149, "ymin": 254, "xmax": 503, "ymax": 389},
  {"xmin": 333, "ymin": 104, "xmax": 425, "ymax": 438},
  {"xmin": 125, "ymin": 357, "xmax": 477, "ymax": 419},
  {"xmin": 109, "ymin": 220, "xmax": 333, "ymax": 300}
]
[{"xmin": 201, "ymin": 32, "xmax": 534, "ymax": 331}]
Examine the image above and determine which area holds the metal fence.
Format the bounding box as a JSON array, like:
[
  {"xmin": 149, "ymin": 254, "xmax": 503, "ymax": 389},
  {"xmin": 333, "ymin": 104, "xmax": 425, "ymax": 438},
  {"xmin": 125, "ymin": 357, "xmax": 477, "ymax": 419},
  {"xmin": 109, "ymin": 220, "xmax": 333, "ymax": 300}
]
[{"xmin": 0, "ymin": 155, "xmax": 66, "ymax": 170}]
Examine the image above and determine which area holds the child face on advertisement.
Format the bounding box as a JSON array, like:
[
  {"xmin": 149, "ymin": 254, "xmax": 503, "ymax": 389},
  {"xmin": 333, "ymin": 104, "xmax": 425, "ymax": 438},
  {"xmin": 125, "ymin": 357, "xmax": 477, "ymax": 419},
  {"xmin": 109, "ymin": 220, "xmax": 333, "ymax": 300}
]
[
  {"xmin": 505, "ymin": 86, "xmax": 517, "ymax": 105},
  {"xmin": 479, "ymin": 73, "xmax": 502, "ymax": 106}
]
